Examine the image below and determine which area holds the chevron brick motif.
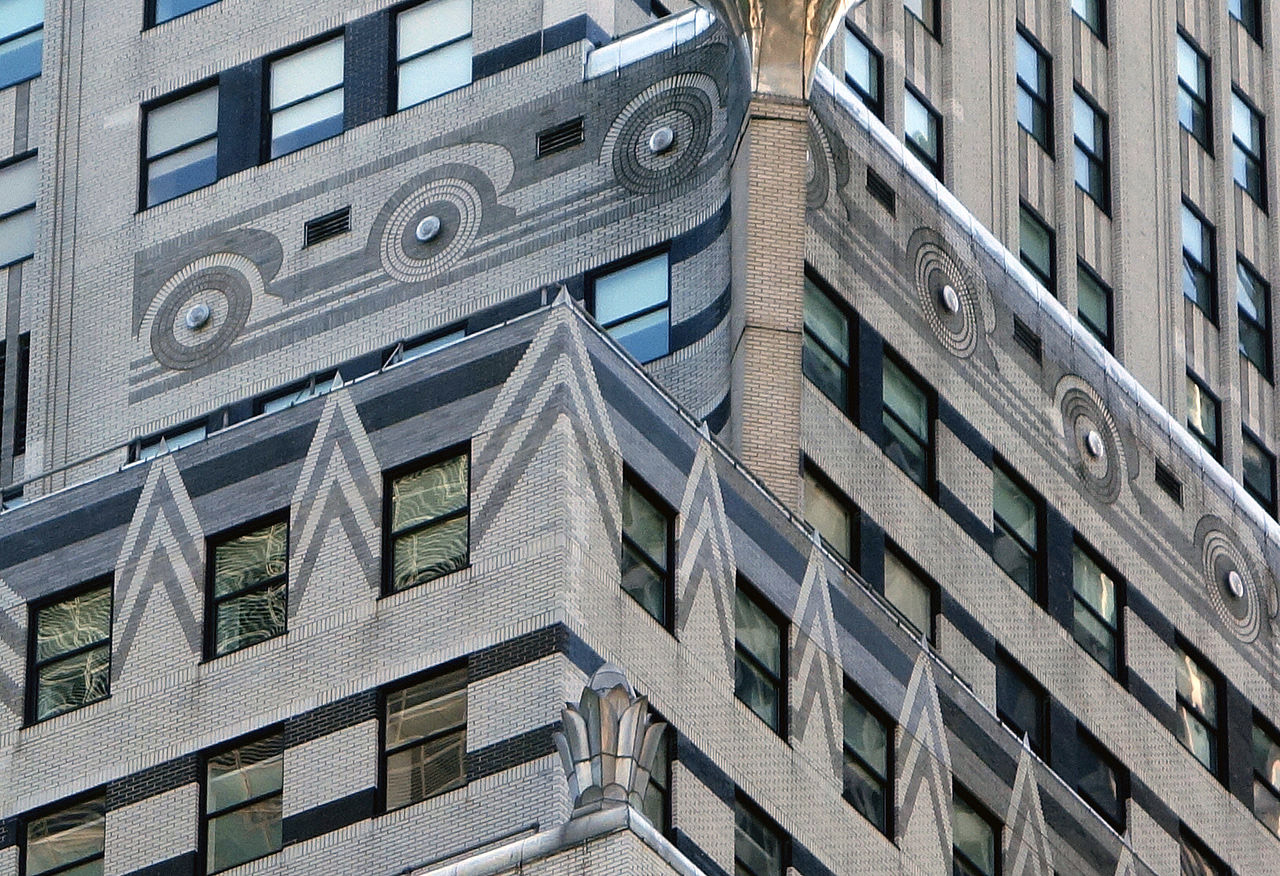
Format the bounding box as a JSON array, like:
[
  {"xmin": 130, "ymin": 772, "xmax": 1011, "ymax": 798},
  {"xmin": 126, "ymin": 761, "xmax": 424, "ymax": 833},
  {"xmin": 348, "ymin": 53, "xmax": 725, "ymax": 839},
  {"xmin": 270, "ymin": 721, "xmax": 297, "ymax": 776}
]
[
  {"xmin": 1005, "ymin": 743, "xmax": 1053, "ymax": 876},
  {"xmin": 289, "ymin": 386, "xmax": 382, "ymax": 610},
  {"xmin": 897, "ymin": 651, "xmax": 953, "ymax": 874},
  {"xmin": 113, "ymin": 455, "xmax": 204, "ymax": 681},
  {"xmin": 0, "ymin": 577, "xmax": 24, "ymax": 716},
  {"xmin": 675, "ymin": 437, "xmax": 737, "ymax": 677},
  {"xmin": 790, "ymin": 534, "xmax": 844, "ymax": 778}
]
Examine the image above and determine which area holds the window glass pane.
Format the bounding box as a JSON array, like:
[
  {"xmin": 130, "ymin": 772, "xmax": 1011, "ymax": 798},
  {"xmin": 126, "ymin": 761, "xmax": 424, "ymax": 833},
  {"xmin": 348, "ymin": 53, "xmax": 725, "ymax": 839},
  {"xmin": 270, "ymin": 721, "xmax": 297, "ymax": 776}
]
[
  {"xmin": 26, "ymin": 799, "xmax": 104, "ymax": 876},
  {"xmin": 735, "ymin": 588, "xmax": 780, "ymax": 675},
  {"xmin": 1071, "ymin": 545, "xmax": 1117, "ymax": 626},
  {"xmin": 1019, "ymin": 209, "xmax": 1052, "ymax": 282},
  {"xmin": 0, "ymin": 154, "xmax": 36, "ymax": 214},
  {"xmin": 1073, "ymin": 601, "xmax": 1116, "ymax": 673},
  {"xmin": 1177, "ymin": 37, "xmax": 1203, "ymax": 93},
  {"xmin": 1253, "ymin": 722, "xmax": 1280, "ymax": 788},
  {"xmin": 1243, "ymin": 432, "xmax": 1275, "ymax": 508},
  {"xmin": 1177, "ymin": 703, "xmax": 1216, "ymax": 770},
  {"xmin": 399, "ymin": 0, "xmax": 471, "ymax": 58},
  {"xmin": 804, "ymin": 470, "xmax": 851, "ymax": 560},
  {"xmin": 386, "ymin": 678, "xmax": 466, "ymax": 749},
  {"xmin": 736, "ymin": 654, "xmax": 780, "ymax": 729},
  {"xmin": 270, "ymin": 37, "xmax": 343, "ymax": 109},
  {"xmin": 147, "ymin": 87, "xmax": 218, "ymax": 157},
  {"xmin": 997, "ymin": 656, "xmax": 1043, "ymax": 751},
  {"xmin": 147, "ymin": 138, "xmax": 217, "ymax": 207},
  {"xmin": 207, "ymin": 737, "xmax": 284, "ymax": 814},
  {"xmin": 622, "ymin": 542, "xmax": 666, "ymax": 621},
  {"xmin": 1182, "ymin": 206, "xmax": 1204, "ymax": 262},
  {"xmin": 735, "ymin": 803, "xmax": 783, "ymax": 876},
  {"xmin": 0, "ymin": 205, "xmax": 32, "ymax": 266},
  {"xmin": 1073, "ymin": 93, "xmax": 1096, "ymax": 150},
  {"xmin": 1238, "ymin": 261, "xmax": 1267, "ymax": 324},
  {"xmin": 641, "ymin": 738, "xmax": 669, "ymax": 829},
  {"xmin": 391, "ymin": 454, "xmax": 468, "ymax": 533},
  {"xmin": 1257, "ymin": 779, "xmax": 1280, "ymax": 836},
  {"xmin": 884, "ymin": 550, "xmax": 932, "ymax": 639},
  {"xmin": 0, "ymin": 0, "xmax": 41, "ymax": 34},
  {"xmin": 1176, "ymin": 648, "xmax": 1217, "ymax": 721},
  {"xmin": 36, "ymin": 648, "xmax": 109, "ymax": 721},
  {"xmin": 1071, "ymin": 0, "xmax": 1102, "ymax": 31},
  {"xmin": 1233, "ymin": 94, "xmax": 1259, "ymax": 150},
  {"xmin": 270, "ymin": 89, "xmax": 343, "ymax": 158},
  {"xmin": 213, "ymin": 521, "xmax": 287, "ymax": 598},
  {"xmin": 397, "ymin": 37, "xmax": 472, "ymax": 109},
  {"xmin": 207, "ymin": 798, "xmax": 282, "ymax": 873},
  {"xmin": 595, "ymin": 254, "xmax": 668, "ymax": 326},
  {"xmin": 904, "ymin": 90, "xmax": 937, "ymax": 163},
  {"xmin": 1078, "ymin": 739, "xmax": 1123, "ymax": 825},
  {"xmin": 993, "ymin": 469, "xmax": 1036, "ymax": 547},
  {"xmin": 607, "ymin": 306, "xmax": 668, "ymax": 364},
  {"xmin": 214, "ymin": 582, "xmax": 286, "ymax": 656},
  {"xmin": 1180, "ymin": 834, "xmax": 1224, "ymax": 876},
  {"xmin": 1078, "ymin": 266, "xmax": 1110, "ymax": 340},
  {"xmin": 883, "ymin": 358, "xmax": 928, "ymax": 440},
  {"xmin": 152, "ymin": 0, "xmax": 219, "ymax": 25},
  {"xmin": 803, "ymin": 281, "xmax": 848, "ymax": 364},
  {"xmin": 843, "ymin": 28, "xmax": 878, "ymax": 103},
  {"xmin": 0, "ymin": 25, "xmax": 39, "ymax": 89},
  {"xmin": 36, "ymin": 586, "xmax": 111, "ymax": 662},
  {"xmin": 843, "ymin": 693, "xmax": 887, "ymax": 778},
  {"xmin": 392, "ymin": 515, "xmax": 468, "ymax": 589},
  {"xmin": 1186, "ymin": 375, "xmax": 1218, "ymax": 450},
  {"xmin": 953, "ymin": 794, "xmax": 996, "ymax": 876},
  {"xmin": 623, "ymin": 481, "xmax": 667, "ymax": 567},
  {"xmin": 385, "ymin": 730, "xmax": 465, "ymax": 810}
]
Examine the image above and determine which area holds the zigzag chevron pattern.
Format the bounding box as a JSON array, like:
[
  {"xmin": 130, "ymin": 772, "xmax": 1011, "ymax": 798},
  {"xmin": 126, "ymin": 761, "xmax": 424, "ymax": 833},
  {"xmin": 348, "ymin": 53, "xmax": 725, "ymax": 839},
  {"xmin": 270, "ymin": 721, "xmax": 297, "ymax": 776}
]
[
  {"xmin": 675, "ymin": 438, "xmax": 736, "ymax": 676},
  {"xmin": 113, "ymin": 455, "xmax": 203, "ymax": 679},
  {"xmin": 790, "ymin": 534, "xmax": 844, "ymax": 777},
  {"xmin": 1005, "ymin": 743, "xmax": 1054, "ymax": 876},
  {"xmin": 1112, "ymin": 847, "xmax": 1136, "ymax": 876},
  {"xmin": 0, "ymin": 577, "xmax": 24, "ymax": 715},
  {"xmin": 290, "ymin": 387, "xmax": 382, "ymax": 610},
  {"xmin": 897, "ymin": 651, "xmax": 953, "ymax": 873},
  {"xmin": 471, "ymin": 303, "xmax": 620, "ymax": 551}
]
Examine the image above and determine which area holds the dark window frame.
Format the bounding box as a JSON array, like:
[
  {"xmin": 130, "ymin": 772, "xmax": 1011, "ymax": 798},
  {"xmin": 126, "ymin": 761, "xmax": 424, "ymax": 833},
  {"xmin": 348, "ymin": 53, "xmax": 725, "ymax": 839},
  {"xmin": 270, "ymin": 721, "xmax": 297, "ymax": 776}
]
[
  {"xmin": 1071, "ymin": 0, "xmax": 1107, "ymax": 43},
  {"xmin": 377, "ymin": 659, "xmax": 468, "ymax": 814},
  {"xmin": 1174, "ymin": 637, "xmax": 1223, "ymax": 779},
  {"xmin": 390, "ymin": 0, "xmax": 474, "ymax": 114},
  {"xmin": 1015, "ymin": 25, "xmax": 1053, "ymax": 153},
  {"xmin": 1232, "ymin": 87, "xmax": 1268, "ymax": 211},
  {"xmin": 1177, "ymin": 30, "xmax": 1213, "ymax": 153},
  {"xmin": 1075, "ymin": 725, "xmax": 1128, "ymax": 831},
  {"xmin": 261, "ymin": 29, "xmax": 347, "ymax": 163},
  {"xmin": 993, "ymin": 457, "xmax": 1044, "ymax": 603},
  {"xmin": 585, "ymin": 244, "xmax": 672, "ymax": 365},
  {"xmin": 0, "ymin": 330, "xmax": 31, "ymax": 456},
  {"xmin": 842, "ymin": 680, "xmax": 894, "ymax": 837},
  {"xmin": 203, "ymin": 510, "xmax": 289, "ymax": 661},
  {"xmin": 903, "ymin": 81, "xmax": 943, "ymax": 180},
  {"xmin": 1230, "ymin": 0, "xmax": 1264, "ymax": 45},
  {"xmin": 25, "ymin": 576, "xmax": 113, "ymax": 726},
  {"xmin": 381, "ymin": 442, "xmax": 471, "ymax": 596},
  {"xmin": 1071, "ymin": 536, "xmax": 1125, "ymax": 681},
  {"xmin": 1182, "ymin": 198, "xmax": 1217, "ymax": 321},
  {"xmin": 620, "ymin": 466, "xmax": 676, "ymax": 630},
  {"xmin": 1073, "ymin": 86, "xmax": 1110, "ymax": 213},
  {"xmin": 880, "ymin": 347, "xmax": 936, "ymax": 495},
  {"xmin": 802, "ymin": 269, "xmax": 856, "ymax": 418},
  {"xmin": 802, "ymin": 459, "xmax": 859, "ymax": 566},
  {"xmin": 144, "ymin": 0, "xmax": 220, "ymax": 30},
  {"xmin": 904, "ymin": 0, "xmax": 940, "ymax": 39},
  {"xmin": 882, "ymin": 540, "xmax": 939, "ymax": 644},
  {"xmin": 1076, "ymin": 260, "xmax": 1113, "ymax": 350},
  {"xmin": 1242, "ymin": 424, "xmax": 1277, "ymax": 515},
  {"xmin": 1019, "ymin": 200, "xmax": 1056, "ymax": 295},
  {"xmin": 843, "ymin": 23, "xmax": 884, "ymax": 119},
  {"xmin": 18, "ymin": 788, "xmax": 107, "ymax": 876},
  {"xmin": 995, "ymin": 648, "xmax": 1049, "ymax": 760},
  {"xmin": 1236, "ymin": 254, "xmax": 1272, "ymax": 379},
  {"xmin": 733, "ymin": 792, "xmax": 790, "ymax": 876},
  {"xmin": 952, "ymin": 783, "xmax": 1001, "ymax": 876},
  {"xmin": 1186, "ymin": 369, "xmax": 1222, "ymax": 459},
  {"xmin": 198, "ymin": 727, "xmax": 285, "ymax": 875},
  {"xmin": 734, "ymin": 575, "xmax": 788, "ymax": 738},
  {"xmin": 139, "ymin": 78, "xmax": 220, "ymax": 211}
]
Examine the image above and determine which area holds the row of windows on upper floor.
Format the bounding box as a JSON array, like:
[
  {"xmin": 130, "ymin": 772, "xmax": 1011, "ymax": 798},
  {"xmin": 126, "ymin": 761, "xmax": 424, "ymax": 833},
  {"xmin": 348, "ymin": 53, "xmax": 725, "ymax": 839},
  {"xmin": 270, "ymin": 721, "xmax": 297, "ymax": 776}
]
[{"xmin": 798, "ymin": 272, "xmax": 1280, "ymax": 840}]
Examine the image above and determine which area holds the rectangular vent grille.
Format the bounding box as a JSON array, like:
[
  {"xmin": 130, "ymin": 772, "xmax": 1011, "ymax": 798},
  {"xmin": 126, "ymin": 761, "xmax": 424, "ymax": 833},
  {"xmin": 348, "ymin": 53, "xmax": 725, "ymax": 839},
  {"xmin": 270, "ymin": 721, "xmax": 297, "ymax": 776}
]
[
  {"xmin": 1154, "ymin": 460, "xmax": 1183, "ymax": 505},
  {"xmin": 537, "ymin": 117, "xmax": 585, "ymax": 158},
  {"xmin": 304, "ymin": 207, "xmax": 351, "ymax": 247},
  {"xmin": 866, "ymin": 167, "xmax": 896, "ymax": 215},
  {"xmin": 1012, "ymin": 317, "xmax": 1042, "ymax": 362}
]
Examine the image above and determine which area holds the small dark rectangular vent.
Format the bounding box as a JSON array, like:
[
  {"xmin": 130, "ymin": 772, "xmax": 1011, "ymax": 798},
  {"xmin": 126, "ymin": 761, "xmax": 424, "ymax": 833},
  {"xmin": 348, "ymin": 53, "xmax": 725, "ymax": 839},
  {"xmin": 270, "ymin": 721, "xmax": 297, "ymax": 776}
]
[
  {"xmin": 1154, "ymin": 460, "xmax": 1183, "ymax": 505},
  {"xmin": 1012, "ymin": 317, "xmax": 1042, "ymax": 362},
  {"xmin": 537, "ymin": 117, "xmax": 585, "ymax": 158},
  {"xmin": 866, "ymin": 166, "xmax": 896, "ymax": 215},
  {"xmin": 304, "ymin": 207, "xmax": 351, "ymax": 247}
]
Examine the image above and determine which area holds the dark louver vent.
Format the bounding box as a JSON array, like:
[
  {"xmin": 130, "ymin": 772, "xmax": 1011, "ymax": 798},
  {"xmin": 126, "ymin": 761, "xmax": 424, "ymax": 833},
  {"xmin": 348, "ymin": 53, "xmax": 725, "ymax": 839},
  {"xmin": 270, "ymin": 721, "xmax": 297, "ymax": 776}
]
[
  {"xmin": 866, "ymin": 166, "xmax": 896, "ymax": 215},
  {"xmin": 304, "ymin": 207, "xmax": 351, "ymax": 247},
  {"xmin": 537, "ymin": 117, "xmax": 585, "ymax": 158},
  {"xmin": 1154, "ymin": 460, "xmax": 1183, "ymax": 505},
  {"xmin": 1012, "ymin": 317, "xmax": 1041, "ymax": 363}
]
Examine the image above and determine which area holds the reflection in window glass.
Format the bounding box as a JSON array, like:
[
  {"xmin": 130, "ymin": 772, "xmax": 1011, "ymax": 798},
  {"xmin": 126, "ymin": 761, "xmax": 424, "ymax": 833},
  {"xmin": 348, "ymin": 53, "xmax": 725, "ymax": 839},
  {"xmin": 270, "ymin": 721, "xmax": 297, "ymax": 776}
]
[
  {"xmin": 734, "ymin": 798, "xmax": 785, "ymax": 876},
  {"xmin": 735, "ymin": 584, "xmax": 784, "ymax": 733},
  {"xmin": 383, "ymin": 666, "xmax": 467, "ymax": 811},
  {"xmin": 884, "ymin": 549, "xmax": 934, "ymax": 642},
  {"xmin": 1015, "ymin": 32, "xmax": 1051, "ymax": 149},
  {"xmin": 397, "ymin": 0, "xmax": 472, "ymax": 110},
  {"xmin": 24, "ymin": 797, "xmax": 105, "ymax": 876},
  {"xmin": 1177, "ymin": 35, "xmax": 1211, "ymax": 148},
  {"xmin": 204, "ymin": 734, "xmax": 283, "ymax": 873},
  {"xmin": 904, "ymin": 86, "xmax": 941, "ymax": 178},
  {"xmin": 269, "ymin": 36, "xmax": 344, "ymax": 159},
  {"xmin": 1071, "ymin": 543, "xmax": 1120, "ymax": 676},
  {"xmin": 996, "ymin": 651, "xmax": 1046, "ymax": 757},
  {"xmin": 593, "ymin": 252, "xmax": 670, "ymax": 363},
  {"xmin": 1175, "ymin": 645, "xmax": 1219, "ymax": 773},
  {"xmin": 1077, "ymin": 264, "xmax": 1112, "ymax": 349},
  {"xmin": 843, "ymin": 689, "xmax": 890, "ymax": 835},
  {"xmin": 150, "ymin": 0, "xmax": 218, "ymax": 27},
  {"xmin": 387, "ymin": 451, "xmax": 470, "ymax": 592},
  {"xmin": 1019, "ymin": 205, "xmax": 1054, "ymax": 293},
  {"xmin": 953, "ymin": 790, "xmax": 997, "ymax": 876},
  {"xmin": 882, "ymin": 355, "xmax": 931, "ymax": 488},
  {"xmin": 1243, "ymin": 430, "xmax": 1276, "ymax": 513},
  {"xmin": 0, "ymin": 0, "xmax": 42, "ymax": 90},
  {"xmin": 1230, "ymin": 0, "xmax": 1262, "ymax": 42},
  {"xmin": 804, "ymin": 467, "xmax": 853, "ymax": 561},
  {"xmin": 843, "ymin": 26, "xmax": 882, "ymax": 117},
  {"xmin": 1237, "ymin": 259, "xmax": 1270, "ymax": 376},
  {"xmin": 144, "ymin": 86, "xmax": 218, "ymax": 207},
  {"xmin": 1073, "ymin": 91, "xmax": 1109, "ymax": 209},
  {"xmin": 803, "ymin": 279, "xmax": 851, "ymax": 413},
  {"xmin": 209, "ymin": 519, "xmax": 287, "ymax": 657},
  {"xmin": 1232, "ymin": 92, "xmax": 1267, "ymax": 207},
  {"xmin": 1254, "ymin": 719, "xmax": 1280, "ymax": 837},
  {"xmin": 1077, "ymin": 729, "xmax": 1125, "ymax": 829},
  {"xmin": 641, "ymin": 731, "xmax": 671, "ymax": 832},
  {"xmin": 621, "ymin": 475, "xmax": 672, "ymax": 625},
  {"xmin": 1071, "ymin": 0, "xmax": 1104, "ymax": 38},
  {"xmin": 1180, "ymin": 829, "xmax": 1227, "ymax": 876},
  {"xmin": 1186, "ymin": 372, "xmax": 1220, "ymax": 458},
  {"xmin": 0, "ymin": 154, "xmax": 36, "ymax": 267},
  {"xmin": 30, "ymin": 583, "xmax": 112, "ymax": 722},
  {"xmin": 993, "ymin": 465, "xmax": 1038, "ymax": 598},
  {"xmin": 1182, "ymin": 203, "xmax": 1215, "ymax": 317}
]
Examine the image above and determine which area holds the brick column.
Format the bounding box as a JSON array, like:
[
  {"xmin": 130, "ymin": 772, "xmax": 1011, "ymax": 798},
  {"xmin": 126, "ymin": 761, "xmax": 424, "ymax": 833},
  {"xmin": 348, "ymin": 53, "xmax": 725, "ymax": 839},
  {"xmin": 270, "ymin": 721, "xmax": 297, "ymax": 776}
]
[{"xmin": 730, "ymin": 94, "xmax": 809, "ymax": 511}]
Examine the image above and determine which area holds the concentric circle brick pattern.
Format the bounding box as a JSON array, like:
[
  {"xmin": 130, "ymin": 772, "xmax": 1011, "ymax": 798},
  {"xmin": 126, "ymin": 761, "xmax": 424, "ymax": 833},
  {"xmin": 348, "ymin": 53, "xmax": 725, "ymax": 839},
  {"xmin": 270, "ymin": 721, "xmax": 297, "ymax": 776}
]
[
  {"xmin": 378, "ymin": 177, "xmax": 483, "ymax": 283},
  {"xmin": 1196, "ymin": 516, "xmax": 1267, "ymax": 643},
  {"xmin": 606, "ymin": 74, "xmax": 715, "ymax": 195},
  {"xmin": 806, "ymin": 119, "xmax": 832, "ymax": 210},
  {"xmin": 149, "ymin": 254, "xmax": 259, "ymax": 370},
  {"xmin": 909, "ymin": 228, "xmax": 983, "ymax": 358},
  {"xmin": 1057, "ymin": 379, "xmax": 1125, "ymax": 504}
]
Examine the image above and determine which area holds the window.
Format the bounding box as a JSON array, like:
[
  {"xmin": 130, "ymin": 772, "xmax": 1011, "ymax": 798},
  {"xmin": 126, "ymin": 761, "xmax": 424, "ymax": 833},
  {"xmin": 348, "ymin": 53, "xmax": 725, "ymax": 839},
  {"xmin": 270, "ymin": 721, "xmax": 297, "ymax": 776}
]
[
  {"xmin": 381, "ymin": 665, "xmax": 467, "ymax": 811},
  {"xmin": 385, "ymin": 449, "xmax": 469, "ymax": 593},
  {"xmin": 993, "ymin": 462, "xmax": 1040, "ymax": 600},
  {"xmin": 395, "ymin": 0, "xmax": 472, "ymax": 111},
  {"xmin": 1015, "ymin": 30, "xmax": 1052, "ymax": 151},
  {"xmin": 22, "ymin": 796, "xmax": 105, "ymax": 876},
  {"xmin": 256, "ymin": 370, "xmax": 342, "ymax": 415},
  {"xmin": 803, "ymin": 276, "xmax": 853, "ymax": 414},
  {"xmin": 1238, "ymin": 258, "xmax": 1270, "ymax": 376},
  {"xmin": 1076, "ymin": 727, "xmax": 1126, "ymax": 830},
  {"xmin": 621, "ymin": 471, "xmax": 673, "ymax": 626},
  {"xmin": 1243, "ymin": 428, "xmax": 1276, "ymax": 514},
  {"xmin": 884, "ymin": 546, "xmax": 936, "ymax": 642},
  {"xmin": 1253, "ymin": 715, "xmax": 1280, "ymax": 837},
  {"xmin": 1019, "ymin": 204, "xmax": 1054, "ymax": 294},
  {"xmin": 734, "ymin": 796, "xmax": 787, "ymax": 876},
  {"xmin": 143, "ymin": 85, "xmax": 218, "ymax": 208},
  {"xmin": 996, "ymin": 650, "xmax": 1047, "ymax": 758},
  {"xmin": 0, "ymin": 152, "xmax": 36, "ymax": 267},
  {"xmin": 1175, "ymin": 643, "xmax": 1221, "ymax": 775},
  {"xmin": 27, "ymin": 580, "xmax": 111, "ymax": 724},
  {"xmin": 882, "ymin": 353, "xmax": 933, "ymax": 490},
  {"xmin": 844, "ymin": 26, "xmax": 883, "ymax": 119},
  {"xmin": 268, "ymin": 35, "xmax": 344, "ymax": 159},
  {"xmin": 0, "ymin": 331, "xmax": 29, "ymax": 455},
  {"xmin": 735, "ymin": 580, "xmax": 785, "ymax": 734},
  {"xmin": 1230, "ymin": 0, "xmax": 1263, "ymax": 44},
  {"xmin": 385, "ymin": 326, "xmax": 465, "ymax": 367},
  {"xmin": 148, "ymin": 0, "xmax": 218, "ymax": 28},
  {"xmin": 1071, "ymin": 541, "xmax": 1121, "ymax": 677},
  {"xmin": 1232, "ymin": 91, "xmax": 1267, "ymax": 208},
  {"xmin": 1186, "ymin": 371, "xmax": 1220, "ymax": 459},
  {"xmin": 952, "ymin": 788, "xmax": 998, "ymax": 876},
  {"xmin": 133, "ymin": 420, "xmax": 206, "ymax": 462},
  {"xmin": 1074, "ymin": 90, "xmax": 1109, "ymax": 210},
  {"xmin": 1182, "ymin": 201, "xmax": 1216, "ymax": 318},
  {"xmin": 1071, "ymin": 0, "xmax": 1105, "ymax": 40},
  {"xmin": 1077, "ymin": 262, "xmax": 1112, "ymax": 349},
  {"xmin": 803, "ymin": 465, "xmax": 854, "ymax": 562},
  {"xmin": 843, "ymin": 685, "xmax": 891, "ymax": 835},
  {"xmin": 206, "ymin": 516, "xmax": 287, "ymax": 659},
  {"xmin": 641, "ymin": 726, "xmax": 672, "ymax": 834},
  {"xmin": 203, "ymin": 733, "xmax": 283, "ymax": 873},
  {"xmin": 1177, "ymin": 34, "xmax": 1211, "ymax": 150},
  {"xmin": 904, "ymin": 85, "xmax": 942, "ymax": 179},
  {"xmin": 904, "ymin": 0, "xmax": 938, "ymax": 36},
  {"xmin": 1180, "ymin": 827, "xmax": 1227, "ymax": 876},
  {"xmin": 0, "ymin": 0, "xmax": 41, "ymax": 90},
  {"xmin": 591, "ymin": 251, "xmax": 670, "ymax": 363}
]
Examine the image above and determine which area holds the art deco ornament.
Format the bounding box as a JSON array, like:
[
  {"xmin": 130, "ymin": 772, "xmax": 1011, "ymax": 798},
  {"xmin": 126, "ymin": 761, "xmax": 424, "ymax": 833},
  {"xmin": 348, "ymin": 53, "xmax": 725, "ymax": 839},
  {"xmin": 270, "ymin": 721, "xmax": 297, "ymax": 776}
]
[
  {"xmin": 553, "ymin": 664, "xmax": 668, "ymax": 818},
  {"xmin": 694, "ymin": 0, "xmax": 864, "ymax": 98}
]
